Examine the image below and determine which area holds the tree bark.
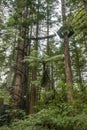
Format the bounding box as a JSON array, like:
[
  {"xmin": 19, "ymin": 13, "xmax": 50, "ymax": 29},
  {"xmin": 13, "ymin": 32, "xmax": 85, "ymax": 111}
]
[
  {"xmin": 13, "ymin": 8, "xmax": 27, "ymax": 108},
  {"xmin": 29, "ymin": 0, "xmax": 40, "ymax": 114},
  {"xmin": 61, "ymin": 0, "xmax": 73, "ymax": 102},
  {"xmin": 45, "ymin": 1, "xmax": 50, "ymax": 91},
  {"xmin": 29, "ymin": 67, "xmax": 37, "ymax": 114}
]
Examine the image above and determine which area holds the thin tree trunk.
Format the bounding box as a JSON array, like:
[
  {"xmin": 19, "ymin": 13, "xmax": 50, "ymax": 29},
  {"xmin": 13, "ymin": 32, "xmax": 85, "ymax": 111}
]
[
  {"xmin": 29, "ymin": 67, "xmax": 37, "ymax": 114},
  {"xmin": 29, "ymin": 0, "xmax": 40, "ymax": 114},
  {"xmin": 61, "ymin": 0, "xmax": 73, "ymax": 102},
  {"xmin": 51, "ymin": 64, "xmax": 54, "ymax": 90},
  {"xmin": 45, "ymin": 1, "xmax": 50, "ymax": 91}
]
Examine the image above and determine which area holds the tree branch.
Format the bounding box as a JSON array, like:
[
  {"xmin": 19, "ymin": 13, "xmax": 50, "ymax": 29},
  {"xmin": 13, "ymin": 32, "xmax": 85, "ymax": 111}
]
[{"xmin": 30, "ymin": 34, "xmax": 56, "ymax": 40}]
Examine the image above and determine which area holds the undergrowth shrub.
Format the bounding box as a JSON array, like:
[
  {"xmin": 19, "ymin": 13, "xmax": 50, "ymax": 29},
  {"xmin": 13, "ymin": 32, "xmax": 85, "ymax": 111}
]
[{"xmin": 0, "ymin": 102, "xmax": 87, "ymax": 130}]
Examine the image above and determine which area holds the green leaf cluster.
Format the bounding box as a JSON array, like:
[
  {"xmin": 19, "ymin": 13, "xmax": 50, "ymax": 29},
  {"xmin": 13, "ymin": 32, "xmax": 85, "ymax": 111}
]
[{"xmin": 1, "ymin": 101, "xmax": 87, "ymax": 130}]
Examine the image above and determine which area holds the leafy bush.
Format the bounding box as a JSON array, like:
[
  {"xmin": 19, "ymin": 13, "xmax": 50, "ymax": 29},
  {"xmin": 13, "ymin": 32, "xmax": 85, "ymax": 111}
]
[
  {"xmin": 0, "ymin": 106, "xmax": 25, "ymax": 126},
  {"xmin": 0, "ymin": 102, "xmax": 87, "ymax": 130}
]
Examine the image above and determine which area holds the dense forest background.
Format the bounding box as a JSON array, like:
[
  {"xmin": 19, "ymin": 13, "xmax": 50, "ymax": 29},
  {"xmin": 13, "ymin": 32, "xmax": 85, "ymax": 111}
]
[{"xmin": 0, "ymin": 0, "xmax": 87, "ymax": 129}]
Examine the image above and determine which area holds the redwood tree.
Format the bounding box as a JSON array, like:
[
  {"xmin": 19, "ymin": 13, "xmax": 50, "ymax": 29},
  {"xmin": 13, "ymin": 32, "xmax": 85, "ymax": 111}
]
[
  {"xmin": 61, "ymin": 0, "xmax": 73, "ymax": 102},
  {"xmin": 13, "ymin": 7, "xmax": 28, "ymax": 108}
]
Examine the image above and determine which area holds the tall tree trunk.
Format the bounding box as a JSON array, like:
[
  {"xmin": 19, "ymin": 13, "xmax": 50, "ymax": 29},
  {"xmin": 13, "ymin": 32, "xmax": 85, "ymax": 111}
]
[
  {"xmin": 61, "ymin": 0, "xmax": 73, "ymax": 102},
  {"xmin": 27, "ymin": 24, "xmax": 33, "ymax": 114},
  {"xmin": 45, "ymin": 1, "xmax": 50, "ymax": 91},
  {"xmin": 13, "ymin": 8, "xmax": 27, "ymax": 108},
  {"xmin": 29, "ymin": 0, "xmax": 39, "ymax": 114},
  {"xmin": 22, "ymin": 28, "xmax": 31, "ymax": 112}
]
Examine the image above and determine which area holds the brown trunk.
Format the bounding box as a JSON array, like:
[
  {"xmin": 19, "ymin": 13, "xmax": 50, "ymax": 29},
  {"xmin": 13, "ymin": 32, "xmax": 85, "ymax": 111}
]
[
  {"xmin": 45, "ymin": 1, "xmax": 50, "ymax": 91},
  {"xmin": 29, "ymin": 0, "xmax": 40, "ymax": 113},
  {"xmin": 61, "ymin": 0, "xmax": 73, "ymax": 102},
  {"xmin": 64, "ymin": 34, "xmax": 73, "ymax": 102},
  {"xmin": 51, "ymin": 64, "xmax": 54, "ymax": 90},
  {"xmin": 22, "ymin": 42, "xmax": 31, "ymax": 112},
  {"xmin": 13, "ymin": 8, "xmax": 27, "ymax": 108},
  {"xmin": 29, "ymin": 67, "xmax": 37, "ymax": 114},
  {"xmin": 64, "ymin": 35, "xmax": 73, "ymax": 85},
  {"xmin": 13, "ymin": 36, "xmax": 24, "ymax": 107},
  {"xmin": 29, "ymin": 40, "xmax": 38, "ymax": 114}
]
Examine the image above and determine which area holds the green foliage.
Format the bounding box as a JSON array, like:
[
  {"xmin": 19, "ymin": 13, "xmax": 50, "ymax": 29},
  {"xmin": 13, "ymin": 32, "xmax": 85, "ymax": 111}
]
[
  {"xmin": 7, "ymin": 17, "xmax": 16, "ymax": 26},
  {"xmin": 0, "ymin": 88, "xmax": 10, "ymax": 104},
  {"xmin": 24, "ymin": 53, "xmax": 64, "ymax": 67},
  {"xmin": 1, "ymin": 100, "xmax": 87, "ymax": 130},
  {"xmin": 0, "ymin": 86, "xmax": 87, "ymax": 129},
  {"xmin": 0, "ymin": 107, "xmax": 25, "ymax": 126}
]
